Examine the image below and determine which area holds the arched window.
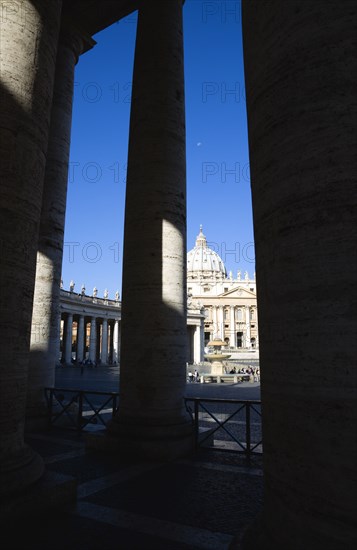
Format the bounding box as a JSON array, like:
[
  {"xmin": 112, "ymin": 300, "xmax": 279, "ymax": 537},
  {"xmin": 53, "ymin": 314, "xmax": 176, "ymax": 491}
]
[{"xmin": 236, "ymin": 308, "xmax": 243, "ymax": 321}]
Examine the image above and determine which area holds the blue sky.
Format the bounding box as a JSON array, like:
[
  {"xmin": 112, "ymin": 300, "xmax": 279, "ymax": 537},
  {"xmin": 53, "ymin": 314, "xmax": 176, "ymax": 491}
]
[{"xmin": 61, "ymin": 0, "xmax": 254, "ymax": 298}]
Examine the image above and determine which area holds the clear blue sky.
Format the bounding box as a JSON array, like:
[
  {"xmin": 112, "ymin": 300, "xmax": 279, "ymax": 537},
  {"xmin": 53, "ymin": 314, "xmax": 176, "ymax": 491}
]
[{"xmin": 61, "ymin": 0, "xmax": 254, "ymax": 298}]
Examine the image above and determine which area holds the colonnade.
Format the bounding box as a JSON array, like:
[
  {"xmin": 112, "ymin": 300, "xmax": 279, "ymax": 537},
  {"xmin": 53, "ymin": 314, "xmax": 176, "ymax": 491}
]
[
  {"xmin": 187, "ymin": 314, "xmax": 205, "ymax": 364},
  {"xmin": 60, "ymin": 313, "xmax": 121, "ymax": 365},
  {"xmin": 0, "ymin": 0, "xmax": 191, "ymax": 499},
  {"xmin": 0, "ymin": 2, "xmax": 355, "ymax": 548}
]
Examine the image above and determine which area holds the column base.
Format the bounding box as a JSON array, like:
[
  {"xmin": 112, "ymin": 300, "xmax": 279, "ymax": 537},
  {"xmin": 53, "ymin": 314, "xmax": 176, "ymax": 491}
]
[
  {"xmin": 0, "ymin": 444, "xmax": 44, "ymax": 498},
  {"xmin": 230, "ymin": 514, "xmax": 357, "ymax": 550},
  {"xmin": 0, "ymin": 469, "xmax": 77, "ymax": 525},
  {"xmin": 25, "ymin": 401, "xmax": 51, "ymax": 433},
  {"xmin": 229, "ymin": 515, "xmax": 275, "ymax": 550},
  {"xmin": 85, "ymin": 418, "xmax": 194, "ymax": 461}
]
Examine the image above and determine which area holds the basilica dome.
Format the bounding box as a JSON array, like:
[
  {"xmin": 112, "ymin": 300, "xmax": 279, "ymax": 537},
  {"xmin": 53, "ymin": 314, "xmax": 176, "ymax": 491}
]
[{"xmin": 187, "ymin": 226, "xmax": 227, "ymax": 278}]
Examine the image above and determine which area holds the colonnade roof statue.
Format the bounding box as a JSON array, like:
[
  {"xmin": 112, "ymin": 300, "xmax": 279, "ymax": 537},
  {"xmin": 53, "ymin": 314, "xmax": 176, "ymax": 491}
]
[{"xmin": 187, "ymin": 226, "xmax": 227, "ymax": 279}]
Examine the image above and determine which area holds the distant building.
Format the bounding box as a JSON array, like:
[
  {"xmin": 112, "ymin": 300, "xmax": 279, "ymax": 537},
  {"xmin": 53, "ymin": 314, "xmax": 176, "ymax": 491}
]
[{"xmin": 187, "ymin": 226, "xmax": 258, "ymax": 350}]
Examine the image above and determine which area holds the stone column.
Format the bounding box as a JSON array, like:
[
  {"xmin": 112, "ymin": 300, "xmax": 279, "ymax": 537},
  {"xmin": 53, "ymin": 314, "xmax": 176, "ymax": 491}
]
[
  {"xmin": 64, "ymin": 314, "xmax": 73, "ymax": 364},
  {"xmin": 0, "ymin": 0, "xmax": 62, "ymax": 497},
  {"xmin": 218, "ymin": 306, "xmax": 224, "ymax": 340},
  {"xmin": 113, "ymin": 320, "xmax": 120, "ymax": 364},
  {"xmin": 60, "ymin": 314, "xmax": 66, "ymax": 362},
  {"xmin": 96, "ymin": 322, "xmax": 101, "ymax": 363},
  {"xmin": 239, "ymin": 1, "xmax": 357, "ymax": 548},
  {"xmin": 212, "ymin": 307, "xmax": 218, "ymax": 339},
  {"xmin": 101, "ymin": 319, "xmax": 108, "ymax": 365},
  {"xmin": 193, "ymin": 326, "xmax": 201, "ymax": 364},
  {"xmin": 104, "ymin": 0, "xmax": 192, "ymax": 459},
  {"xmin": 26, "ymin": 23, "xmax": 95, "ymax": 425},
  {"xmin": 108, "ymin": 321, "xmax": 114, "ymax": 363},
  {"xmin": 55, "ymin": 314, "xmax": 62, "ymax": 366},
  {"xmin": 245, "ymin": 306, "xmax": 251, "ymax": 348},
  {"xmin": 200, "ymin": 313, "xmax": 205, "ymax": 362},
  {"xmin": 88, "ymin": 317, "xmax": 97, "ymax": 362},
  {"xmin": 76, "ymin": 315, "xmax": 85, "ymax": 363},
  {"xmin": 229, "ymin": 306, "xmax": 236, "ymax": 347}
]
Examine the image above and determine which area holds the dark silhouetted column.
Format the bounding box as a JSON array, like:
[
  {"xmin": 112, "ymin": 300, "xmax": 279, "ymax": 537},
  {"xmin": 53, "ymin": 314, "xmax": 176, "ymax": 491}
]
[
  {"xmin": 26, "ymin": 25, "xmax": 95, "ymax": 429},
  {"xmin": 0, "ymin": 0, "xmax": 62, "ymax": 497},
  {"xmin": 239, "ymin": 1, "xmax": 357, "ymax": 548},
  {"xmin": 104, "ymin": 0, "xmax": 192, "ymax": 459}
]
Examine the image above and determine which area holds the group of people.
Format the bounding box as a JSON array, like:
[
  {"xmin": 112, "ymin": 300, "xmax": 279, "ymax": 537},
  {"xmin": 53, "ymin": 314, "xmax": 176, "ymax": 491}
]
[
  {"xmin": 187, "ymin": 369, "xmax": 200, "ymax": 383},
  {"xmin": 228, "ymin": 365, "xmax": 260, "ymax": 382},
  {"xmin": 187, "ymin": 365, "xmax": 260, "ymax": 383}
]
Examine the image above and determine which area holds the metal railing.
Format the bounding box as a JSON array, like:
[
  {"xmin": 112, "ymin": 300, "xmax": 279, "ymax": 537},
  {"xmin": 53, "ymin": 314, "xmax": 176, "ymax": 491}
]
[
  {"xmin": 185, "ymin": 397, "xmax": 262, "ymax": 458},
  {"xmin": 45, "ymin": 388, "xmax": 262, "ymax": 458},
  {"xmin": 45, "ymin": 387, "xmax": 119, "ymax": 432}
]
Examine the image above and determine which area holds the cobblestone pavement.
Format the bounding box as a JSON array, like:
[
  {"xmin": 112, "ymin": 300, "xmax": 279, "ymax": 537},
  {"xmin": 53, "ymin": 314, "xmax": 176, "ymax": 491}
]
[{"xmin": 6, "ymin": 369, "xmax": 263, "ymax": 549}]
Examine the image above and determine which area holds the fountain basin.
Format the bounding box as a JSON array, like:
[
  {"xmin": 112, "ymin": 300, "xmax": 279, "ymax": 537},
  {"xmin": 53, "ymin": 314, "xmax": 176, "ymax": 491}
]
[{"xmin": 204, "ymin": 339, "xmax": 231, "ymax": 375}]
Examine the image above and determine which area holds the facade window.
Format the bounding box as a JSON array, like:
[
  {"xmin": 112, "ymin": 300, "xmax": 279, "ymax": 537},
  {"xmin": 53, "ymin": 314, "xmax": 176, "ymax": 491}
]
[
  {"xmin": 250, "ymin": 309, "xmax": 254, "ymax": 320},
  {"xmin": 237, "ymin": 331, "xmax": 243, "ymax": 348},
  {"xmin": 236, "ymin": 308, "xmax": 243, "ymax": 321}
]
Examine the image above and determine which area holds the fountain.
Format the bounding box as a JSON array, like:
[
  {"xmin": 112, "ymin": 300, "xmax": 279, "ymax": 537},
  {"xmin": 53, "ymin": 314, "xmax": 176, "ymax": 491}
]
[{"xmin": 204, "ymin": 339, "xmax": 231, "ymax": 375}]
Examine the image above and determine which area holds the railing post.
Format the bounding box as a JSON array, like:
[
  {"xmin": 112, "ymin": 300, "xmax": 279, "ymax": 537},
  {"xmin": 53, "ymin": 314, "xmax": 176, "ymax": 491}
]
[
  {"xmin": 194, "ymin": 399, "xmax": 199, "ymax": 451},
  {"xmin": 112, "ymin": 394, "xmax": 118, "ymax": 419},
  {"xmin": 246, "ymin": 402, "xmax": 251, "ymax": 459},
  {"xmin": 48, "ymin": 389, "xmax": 53, "ymax": 429},
  {"xmin": 77, "ymin": 391, "xmax": 83, "ymax": 432}
]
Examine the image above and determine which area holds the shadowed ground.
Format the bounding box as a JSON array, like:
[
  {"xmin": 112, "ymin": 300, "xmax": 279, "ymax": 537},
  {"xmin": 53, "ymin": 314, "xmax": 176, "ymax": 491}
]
[{"xmin": 5, "ymin": 367, "xmax": 263, "ymax": 549}]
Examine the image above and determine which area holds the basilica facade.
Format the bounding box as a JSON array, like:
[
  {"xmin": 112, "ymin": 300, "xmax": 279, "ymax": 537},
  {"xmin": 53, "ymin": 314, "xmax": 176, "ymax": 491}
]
[{"xmin": 187, "ymin": 226, "xmax": 258, "ymax": 351}]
